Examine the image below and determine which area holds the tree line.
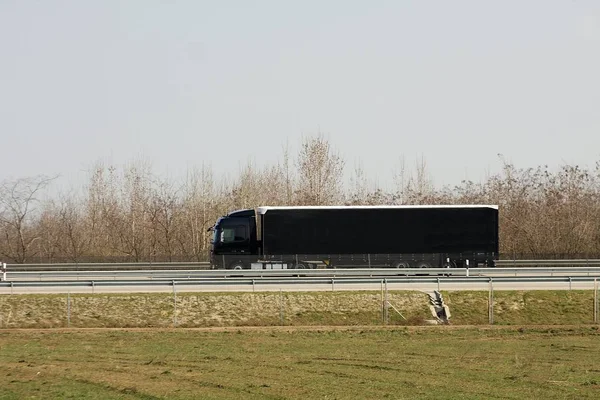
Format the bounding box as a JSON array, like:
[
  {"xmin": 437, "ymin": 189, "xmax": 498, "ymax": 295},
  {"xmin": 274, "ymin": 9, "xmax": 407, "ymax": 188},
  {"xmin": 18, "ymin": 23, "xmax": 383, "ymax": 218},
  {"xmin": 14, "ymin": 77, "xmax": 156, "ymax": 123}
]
[{"xmin": 1, "ymin": 134, "xmax": 600, "ymax": 263}]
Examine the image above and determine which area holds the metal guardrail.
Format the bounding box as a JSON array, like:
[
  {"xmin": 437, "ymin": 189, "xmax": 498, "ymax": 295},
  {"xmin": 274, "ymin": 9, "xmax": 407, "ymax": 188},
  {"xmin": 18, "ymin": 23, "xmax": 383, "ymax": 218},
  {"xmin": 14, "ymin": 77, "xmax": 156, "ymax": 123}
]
[
  {"xmin": 3, "ymin": 259, "xmax": 600, "ymax": 272},
  {"xmin": 4, "ymin": 267, "xmax": 600, "ymax": 281},
  {"xmin": 0, "ymin": 275, "xmax": 599, "ymax": 289}
]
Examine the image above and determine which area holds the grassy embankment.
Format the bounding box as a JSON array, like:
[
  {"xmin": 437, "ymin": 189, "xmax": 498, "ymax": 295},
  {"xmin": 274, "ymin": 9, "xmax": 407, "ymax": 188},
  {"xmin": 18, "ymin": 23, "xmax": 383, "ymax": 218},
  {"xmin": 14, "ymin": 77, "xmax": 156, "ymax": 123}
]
[
  {"xmin": 0, "ymin": 290, "xmax": 597, "ymax": 328},
  {"xmin": 1, "ymin": 326, "xmax": 600, "ymax": 399}
]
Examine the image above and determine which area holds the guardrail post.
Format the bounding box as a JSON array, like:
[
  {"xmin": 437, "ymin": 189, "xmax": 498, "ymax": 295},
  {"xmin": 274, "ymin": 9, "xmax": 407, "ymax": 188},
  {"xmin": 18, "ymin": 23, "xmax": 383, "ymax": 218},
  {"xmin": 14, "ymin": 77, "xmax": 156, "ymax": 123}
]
[
  {"xmin": 488, "ymin": 278, "xmax": 494, "ymax": 325},
  {"xmin": 279, "ymin": 289, "xmax": 284, "ymax": 325},
  {"xmin": 67, "ymin": 292, "xmax": 71, "ymax": 328},
  {"xmin": 172, "ymin": 280, "xmax": 177, "ymax": 327},
  {"xmin": 437, "ymin": 277, "xmax": 440, "ymax": 292},
  {"xmin": 1, "ymin": 262, "xmax": 6, "ymax": 282},
  {"xmin": 594, "ymin": 278, "xmax": 598, "ymax": 324},
  {"xmin": 381, "ymin": 280, "xmax": 384, "ymax": 324},
  {"xmin": 569, "ymin": 277, "xmax": 572, "ymax": 291},
  {"xmin": 384, "ymin": 279, "xmax": 389, "ymax": 325},
  {"xmin": 465, "ymin": 259, "xmax": 469, "ymax": 277}
]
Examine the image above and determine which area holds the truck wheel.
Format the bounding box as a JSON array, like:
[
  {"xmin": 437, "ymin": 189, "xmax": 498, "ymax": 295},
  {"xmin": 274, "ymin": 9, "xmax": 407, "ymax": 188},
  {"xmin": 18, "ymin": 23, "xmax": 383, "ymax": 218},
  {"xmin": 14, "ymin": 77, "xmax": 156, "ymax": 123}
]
[
  {"xmin": 391, "ymin": 261, "xmax": 410, "ymax": 269},
  {"xmin": 229, "ymin": 261, "xmax": 245, "ymax": 270},
  {"xmin": 442, "ymin": 260, "xmax": 457, "ymax": 269},
  {"xmin": 293, "ymin": 262, "xmax": 308, "ymax": 269}
]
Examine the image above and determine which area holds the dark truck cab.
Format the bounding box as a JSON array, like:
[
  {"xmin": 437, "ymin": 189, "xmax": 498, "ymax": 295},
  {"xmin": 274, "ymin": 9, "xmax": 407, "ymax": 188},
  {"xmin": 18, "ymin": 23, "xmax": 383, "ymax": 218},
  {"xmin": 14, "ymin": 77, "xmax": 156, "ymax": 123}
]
[
  {"xmin": 209, "ymin": 205, "xmax": 499, "ymax": 270},
  {"xmin": 209, "ymin": 209, "xmax": 259, "ymax": 268}
]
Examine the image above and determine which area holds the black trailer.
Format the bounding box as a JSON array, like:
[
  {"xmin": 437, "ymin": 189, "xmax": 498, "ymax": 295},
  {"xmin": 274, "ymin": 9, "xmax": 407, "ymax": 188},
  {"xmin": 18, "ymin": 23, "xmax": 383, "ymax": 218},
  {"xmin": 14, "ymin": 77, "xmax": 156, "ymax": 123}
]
[{"xmin": 209, "ymin": 205, "xmax": 499, "ymax": 269}]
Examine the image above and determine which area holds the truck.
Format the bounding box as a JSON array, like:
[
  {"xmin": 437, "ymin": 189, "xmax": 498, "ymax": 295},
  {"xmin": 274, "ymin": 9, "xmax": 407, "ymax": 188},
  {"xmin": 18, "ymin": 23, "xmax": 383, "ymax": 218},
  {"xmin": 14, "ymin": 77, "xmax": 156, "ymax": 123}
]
[{"xmin": 208, "ymin": 205, "xmax": 499, "ymax": 270}]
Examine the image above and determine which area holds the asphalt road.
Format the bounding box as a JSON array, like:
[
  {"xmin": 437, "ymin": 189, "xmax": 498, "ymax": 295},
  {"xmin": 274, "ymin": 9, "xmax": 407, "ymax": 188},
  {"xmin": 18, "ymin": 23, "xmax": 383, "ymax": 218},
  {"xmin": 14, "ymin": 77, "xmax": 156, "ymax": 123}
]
[{"xmin": 1, "ymin": 279, "xmax": 596, "ymax": 294}]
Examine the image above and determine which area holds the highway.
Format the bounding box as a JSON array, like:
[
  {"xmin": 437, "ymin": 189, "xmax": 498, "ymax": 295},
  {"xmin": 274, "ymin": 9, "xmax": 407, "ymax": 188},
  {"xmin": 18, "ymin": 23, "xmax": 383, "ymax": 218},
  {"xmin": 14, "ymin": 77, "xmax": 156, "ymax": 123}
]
[
  {"xmin": 4, "ymin": 267, "xmax": 600, "ymax": 281},
  {"xmin": 1, "ymin": 274, "xmax": 598, "ymax": 294},
  {"xmin": 2, "ymin": 262, "xmax": 600, "ymax": 294}
]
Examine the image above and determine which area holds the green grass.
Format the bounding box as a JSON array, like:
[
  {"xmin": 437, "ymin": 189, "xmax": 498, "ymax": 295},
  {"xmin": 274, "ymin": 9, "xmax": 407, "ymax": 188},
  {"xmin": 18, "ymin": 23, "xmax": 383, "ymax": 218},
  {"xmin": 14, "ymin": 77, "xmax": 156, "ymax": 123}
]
[
  {"xmin": 1, "ymin": 326, "xmax": 600, "ymax": 399},
  {"xmin": 443, "ymin": 290, "xmax": 597, "ymax": 325}
]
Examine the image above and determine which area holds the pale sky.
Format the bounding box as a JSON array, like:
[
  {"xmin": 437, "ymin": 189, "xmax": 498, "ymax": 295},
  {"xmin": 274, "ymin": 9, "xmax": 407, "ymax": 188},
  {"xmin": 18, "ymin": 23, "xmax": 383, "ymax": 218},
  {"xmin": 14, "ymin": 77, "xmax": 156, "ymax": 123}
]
[{"xmin": 1, "ymin": 0, "xmax": 599, "ymax": 192}]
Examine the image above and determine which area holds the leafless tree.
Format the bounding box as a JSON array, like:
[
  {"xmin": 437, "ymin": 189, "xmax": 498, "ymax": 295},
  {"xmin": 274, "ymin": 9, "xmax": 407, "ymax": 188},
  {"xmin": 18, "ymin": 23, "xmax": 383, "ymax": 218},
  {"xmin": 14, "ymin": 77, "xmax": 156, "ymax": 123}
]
[
  {"xmin": 116, "ymin": 162, "xmax": 153, "ymax": 261},
  {"xmin": 0, "ymin": 175, "xmax": 55, "ymax": 263},
  {"xmin": 345, "ymin": 161, "xmax": 390, "ymax": 205},
  {"xmin": 47, "ymin": 193, "xmax": 86, "ymax": 262},
  {"xmin": 392, "ymin": 155, "xmax": 436, "ymax": 204},
  {"xmin": 281, "ymin": 140, "xmax": 295, "ymax": 205},
  {"xmin": 148, "ymin": 178, "xmax": 181, "ymax": 261},
  {"xmin": 2, "ymin": 139, "xmax": 600, "ymax": 262},
  {"xmin": 181, "ymin": 164, "xmax": 223, "ymax": 261},
  {"xmin": 295, "ymin": 133, "xmax": 345, "ymax": 205}
]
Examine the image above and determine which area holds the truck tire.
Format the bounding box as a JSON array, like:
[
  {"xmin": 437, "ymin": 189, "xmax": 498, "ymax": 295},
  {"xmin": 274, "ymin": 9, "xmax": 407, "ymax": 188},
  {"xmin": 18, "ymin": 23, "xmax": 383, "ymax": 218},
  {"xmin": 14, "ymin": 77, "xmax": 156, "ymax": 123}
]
[
  {"xmin": 415, "ymin": 261, "xmax": 432, "ymax": 269},
  {"xmin": 293, "ymin": 262, "xmax": 308, "ymax": 269},
  {"xmin": 229, "ymin": 261, "xmax": 246, "ymax": 270},
  {"xmin": 391, "ymin": 261, "xmax": 411, "ymax": 269},
  {"xmin": 442, "ymin": 260, "xmax": 457, "ymax": 269}
]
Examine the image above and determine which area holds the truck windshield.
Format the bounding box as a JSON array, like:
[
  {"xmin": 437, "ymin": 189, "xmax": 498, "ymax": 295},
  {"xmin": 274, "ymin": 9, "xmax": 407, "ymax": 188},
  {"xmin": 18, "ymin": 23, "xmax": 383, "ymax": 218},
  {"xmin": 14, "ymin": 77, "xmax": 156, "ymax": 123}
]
[{"xmin": 219, "ymin": 224, "xmax": 248, "ymax": 243}]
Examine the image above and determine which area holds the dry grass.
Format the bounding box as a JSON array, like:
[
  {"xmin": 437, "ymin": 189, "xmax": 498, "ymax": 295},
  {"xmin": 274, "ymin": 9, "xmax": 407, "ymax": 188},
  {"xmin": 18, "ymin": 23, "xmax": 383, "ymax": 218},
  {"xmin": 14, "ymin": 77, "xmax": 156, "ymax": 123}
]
[
  {"xmin": 443, "ymin": 290, "xmax": 597, "ymax": 325},
  {"xmin": 0, "ymin": 290, "xmax": 598, "ymax": 329},
  {"xmin": 0, "ymin": 291, "xmax": 431, "ymax": 329},
  {"xmin": 1, "ymin": 326, "xmax": 600, "ymax": 399}
]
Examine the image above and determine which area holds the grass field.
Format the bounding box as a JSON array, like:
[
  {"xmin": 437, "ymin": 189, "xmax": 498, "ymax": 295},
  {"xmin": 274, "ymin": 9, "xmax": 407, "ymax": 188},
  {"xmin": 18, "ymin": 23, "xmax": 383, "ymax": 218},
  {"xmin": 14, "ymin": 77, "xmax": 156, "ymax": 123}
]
[
  {"xmin": 1, "ymin": 326, "xmax": 600, "ymax": 399},
  {"xmin": 0, "ymin": 290, "xmax": 598, "ymax": 328}
]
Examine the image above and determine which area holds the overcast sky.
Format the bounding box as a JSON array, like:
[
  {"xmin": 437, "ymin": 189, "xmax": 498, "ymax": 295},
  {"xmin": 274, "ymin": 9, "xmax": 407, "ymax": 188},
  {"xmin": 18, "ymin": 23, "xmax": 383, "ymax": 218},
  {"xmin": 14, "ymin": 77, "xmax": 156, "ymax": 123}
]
[{"xmin": 1, "ymin": 0, "xmax": 599, "ymax": 192}]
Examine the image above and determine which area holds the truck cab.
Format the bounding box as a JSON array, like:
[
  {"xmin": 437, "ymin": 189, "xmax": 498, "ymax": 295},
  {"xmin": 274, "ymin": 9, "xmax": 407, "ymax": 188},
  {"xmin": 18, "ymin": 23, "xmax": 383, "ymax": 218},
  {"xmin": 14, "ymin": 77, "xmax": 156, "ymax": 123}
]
[{"xmin": 209, "ymin": 209, "xmax": 259, "ymax": 269}]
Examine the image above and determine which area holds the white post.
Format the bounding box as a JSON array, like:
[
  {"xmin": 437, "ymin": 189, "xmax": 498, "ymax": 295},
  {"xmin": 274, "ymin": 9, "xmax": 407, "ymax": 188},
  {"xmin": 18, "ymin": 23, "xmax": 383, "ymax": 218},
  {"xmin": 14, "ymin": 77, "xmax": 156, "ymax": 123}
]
[
  {"xmin": 172, "ymin": 281, "xmax": 177, "ymax": 327},
  {"xmin": 595, "ymin": 278, "xmax": 598, "ymax": 324},
  {"xmin": 381, "ymin": 280, "xmax": 385, "ymax": 324},
  {"xmin": 279, "ymin": 289, "xmax": 284, "ymax": 325},
  {"xmin": 67, "ymin": 292, "xmax": 71, "ymax": 328},
  {"xmin": 489, "ymin": 278, "xmax": 494, "ymax": 325},
  {"xmin": 1, "ymin": 263, "xmax": 6, "ymax": 282},
  {"xmin": 466, "ymin": 259, "xmax": 469, "ymax": 277},
  {"xmin": 384, "ymin": 279, "xmax": 389, "ymax": 325}
]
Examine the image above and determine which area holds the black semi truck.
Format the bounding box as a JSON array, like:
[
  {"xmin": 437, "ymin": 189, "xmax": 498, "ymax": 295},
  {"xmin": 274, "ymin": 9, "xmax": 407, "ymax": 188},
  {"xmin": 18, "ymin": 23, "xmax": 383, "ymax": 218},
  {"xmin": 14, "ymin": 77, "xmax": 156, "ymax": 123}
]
[{"xmin": 209, "ymin": 205, "xmax": 499, "ymax": 270}]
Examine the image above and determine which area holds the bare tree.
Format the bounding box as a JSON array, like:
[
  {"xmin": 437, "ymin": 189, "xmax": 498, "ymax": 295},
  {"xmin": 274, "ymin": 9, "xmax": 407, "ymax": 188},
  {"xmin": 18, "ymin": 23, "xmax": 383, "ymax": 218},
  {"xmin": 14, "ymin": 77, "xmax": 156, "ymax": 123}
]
[
  {"xmin": 392, "ymin": 155, "xmax": 437, "ymax": 204},
  {"xmin": 2, "ymin": 139, "xmax": 600, "ymax": 263},
  {"xmin": 84, "ymin": 163, "xmax": 114, "ymax": 259},
  {"xmin": 230, "ymin": 159, "xmax": 265, "ymax": 209},
  {"xmin": 181, "ymin": 164, "xmax": 223, "ymax": 261},
  {"xmin": 35, "ymin": 192, "xmax": 87, "ymax": 263},
  {"xmin": 295, "ymin": 133, "xmax": 345, "ymax": 205},
  {"xmin": 115, "ymin": 162, "xmax": 152, "ymax": 261},
  {"xmin": 281, "ymin": 140, "xmax": 295, "ymax": 204},
  {"xmin": 148, "ymin": 178, "xmax": 181, "ymax": 261},
  {"xmin": 345, "ymin": 161, "xmax": 389, "ymax": 205},
  {"xmin": 0, "ymin": 175, "xmax": 55, "ymax": 263}
]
